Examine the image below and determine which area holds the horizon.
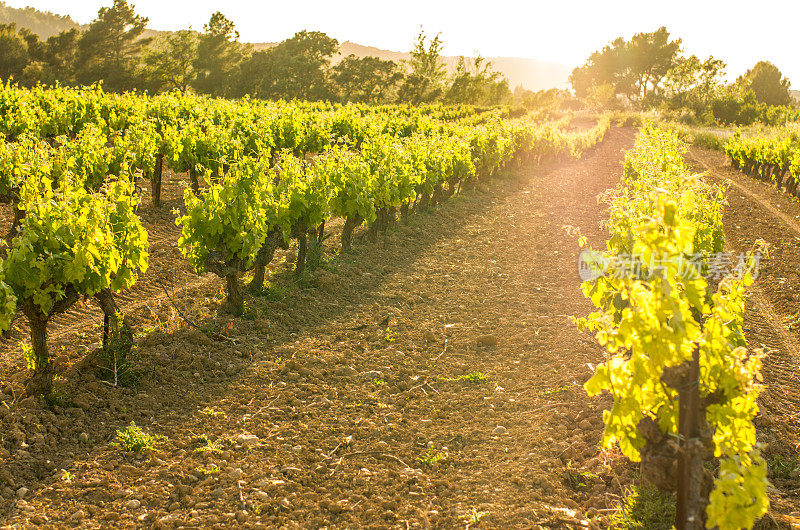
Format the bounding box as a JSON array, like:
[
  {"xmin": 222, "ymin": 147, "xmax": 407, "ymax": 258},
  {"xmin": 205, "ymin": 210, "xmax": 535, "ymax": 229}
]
[{"xmin": 4, "ymin": 0, "xmax": 798, "ymax": 86}]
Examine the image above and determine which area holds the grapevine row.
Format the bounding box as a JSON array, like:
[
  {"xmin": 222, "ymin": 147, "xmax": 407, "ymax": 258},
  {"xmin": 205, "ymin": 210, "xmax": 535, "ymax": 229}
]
[
  {"xmin": 0, "ymin": 83, "xmax": 612, "ymax": 398},
  {"xmin": 724, "ymin": 125, "xmax": 800, "ymax": 196},
  {"xmin": 579, "ymin": 126, "xmax": 768, "ymax": 529}
]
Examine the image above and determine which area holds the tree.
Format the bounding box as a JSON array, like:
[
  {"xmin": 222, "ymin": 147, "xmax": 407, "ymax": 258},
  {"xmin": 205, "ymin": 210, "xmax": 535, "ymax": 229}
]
[
  {"xmin": 570, "ymin": 27, "xmax": 681, "ymax": 107},
  {"xmin": 331, "ymin": 55, "xmax": 401, "ymax": 103},
  {"xmin": 193, "ymin": 12, "xmax": 248, "ymax": 97},
  {"xmin": 737, "ymin": 61, "xmax": 792, "ymax": 107},
  {"xmin": 663, "ymin": 55, "xmax": 726, "ymax": 115},
  {"xmin": 0, "ymin": 23, "xmax": 30, "ymax": 81},
  {"xmin": 143, "ymin": 29, "xmax": 198, "ymax": 92},
  {"xmin": 41, "ymin": 28, "xmax": 80, "ymax": 84},
  {"xmin": 237, "ymin": 30, "xmax": 338, "ymax": 101},
  {"xmin": 569, "ymin": 37, "xmax": 628, "ymax": 99},
  {"xmin": 444, "ymin": 55, "xmax": 511, "ymax": 105},
  {"xmin": 626, "ymin": 27, "xmax": 681, "ymax": 104},
  {"xmin": 397, "ymin": 30, "xmax": 446, "ymax": 104},
  {"xmin": 76, "ymin": 0, "xmax": 151, "ymax": 91}
]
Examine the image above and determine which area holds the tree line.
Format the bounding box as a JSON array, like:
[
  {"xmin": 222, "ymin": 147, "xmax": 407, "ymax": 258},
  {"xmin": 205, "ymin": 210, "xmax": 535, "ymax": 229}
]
[
  {"xmin": 0, "ymin": 0, "xmax": 513, "ymax": 106},
  {"xmin": 570, "ymin": 26, "xmax": 798, "ymax": 125}
]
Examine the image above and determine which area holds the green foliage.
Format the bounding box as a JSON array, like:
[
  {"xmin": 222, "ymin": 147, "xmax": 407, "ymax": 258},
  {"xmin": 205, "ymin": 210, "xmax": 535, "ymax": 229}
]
[
  {"xmin": 331, "ymin": 55, "xmax": 402, "ymax": 104},
  {"xmin": 737, "ymin": 61, "xmax": 793, "ymax": 107},
  {"xmin": 113, "ymin": 421, "xmax": 165, "ymax": 453},
  {"xmin": 570, "ymin": 27, "xmax": 682, "ymax": 106},
  {"xmin": 238, "ymin": 31, "xmax": 338, "ymax": 101},
  {"xmin": 5, "ymin": 174, "xmax": 148, "ymax": 315},
  {"xmin": 143, "ymin": 29, "xmax": 198, "ymax": 93},
  {"xmin": 75, "ymin": 0, "xmax": 151, "ymax": 91},
  {"xmin": 398, "ymin": 30, "xmax": 447, "ymax": 104},
  {"xmin": 579, "ymin": 126, "xmax": 768, "ymax": 530},
  {"xmin": 417, "ymin": 450, "xmax": 446, "ymax": 466},
  {"xmin": 767, "ymin": 454, "xmax": 799, "ymax": 480},
  {"xmin": 611, "ymin": 483, "xmax": 675, "ymax": 530}
]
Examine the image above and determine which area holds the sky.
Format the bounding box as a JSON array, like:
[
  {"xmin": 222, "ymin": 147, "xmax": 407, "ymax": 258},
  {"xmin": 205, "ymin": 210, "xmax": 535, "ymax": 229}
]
[{"xmin": 7, "ymin": 0, "xmax": 799, "ymax": 85}]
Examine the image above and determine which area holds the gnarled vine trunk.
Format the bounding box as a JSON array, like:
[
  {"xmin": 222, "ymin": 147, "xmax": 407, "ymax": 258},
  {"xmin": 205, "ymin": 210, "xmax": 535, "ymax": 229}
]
[
  {"xmin": 249, "ymin": 227, "xmax": 287, "ymax": 292},
  {"xmin": 21, "ymin": 286, "xmax": 80, "ymax": 396},
  {"xmin": 341, "ymin": 214, "xmax": 363, "ymax": 250}
]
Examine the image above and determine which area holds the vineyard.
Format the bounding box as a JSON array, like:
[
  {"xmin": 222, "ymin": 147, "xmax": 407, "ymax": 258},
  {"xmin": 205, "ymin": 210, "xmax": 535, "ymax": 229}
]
[{"xmin": 0, "ymin": 80, "xmax": 798, "ymax": 528}]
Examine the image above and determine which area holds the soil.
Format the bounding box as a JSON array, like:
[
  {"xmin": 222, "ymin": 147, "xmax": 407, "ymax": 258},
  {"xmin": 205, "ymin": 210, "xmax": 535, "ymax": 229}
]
[{"xmin": 0, "ymin": 129, "xmax": 797, "ymax": 529}]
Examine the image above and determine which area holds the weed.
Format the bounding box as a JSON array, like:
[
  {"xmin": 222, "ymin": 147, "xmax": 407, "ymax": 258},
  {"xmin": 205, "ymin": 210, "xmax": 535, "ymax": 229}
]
[
  {"xmin": 112, "ymin": 421, "xmax": 165, "ymax": 453},
  {"xmin": 61, "ymin": 470, "xmax": 75, "ymax": 482},
  {"xmin": 195, "ymin": 464, "xmax": 220, "ymax": 475},
  {"xmin": 441, "ymin": 372, "xmax": 492, "ymax": 384},
  {"xmin": 20, "ymin": 342, "xmax": 36, "ymax": 370},
  {"xmin": 199, "ymin": 406, "xmax": 224, "ymax": 417},
  {"xmin": 46, "ymin": 376, "xmax": 72, "ymax": 407},
  {"xmin": 260, "ymin": 281, "xmax": 289, "ymax": 302},
  {"xmin": 611, "ymin": 483, "xmax": 674, "ymax": 530},
  {"xmin": 99, "ymin": 315, "xmax": 139, "ymax": 387},
  {"xmin": 195, "ymin": 434, "xmax": 225, "ymax": 454},
  {"xmin": 457, "ymin": 372, "xmax": 490, "ymax": 383},
  {"xmin": 417, "ymin": 450, "xmax": 446, "ymax": 467},
  {"xmin": 460, "ymin": 507, "xmax": 489, "ymax": 526},
  {"xmin": 768, "ymin": 454, "xmax": 799, "ymax": 480},
  {"xmin": 562, "ymin": 462, "xmax": 597, "ymax": 492}
]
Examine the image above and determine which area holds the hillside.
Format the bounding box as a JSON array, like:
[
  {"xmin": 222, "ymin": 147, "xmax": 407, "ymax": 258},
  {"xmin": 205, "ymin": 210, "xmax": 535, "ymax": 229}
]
[
  {"xmin": 254, "ymin": 41, "xmax": 573, "ymax": 91},
  {"xmin": 0, "ymin": 1, "xmax": 78, "ymax": 38},
  {"xmin": 1, "ymin": 1, "xmax": 571, "ymax": 91}
]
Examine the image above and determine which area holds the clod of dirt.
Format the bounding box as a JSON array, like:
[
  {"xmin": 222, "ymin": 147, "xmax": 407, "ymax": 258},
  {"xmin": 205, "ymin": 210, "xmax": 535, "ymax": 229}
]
[
  {"xmin": 476, "ymin": 334, "xmax": 499, "ymax": 348},
  {"xmin": 493, "ymin": 426, "xmax": 508, "ymax": 435}
]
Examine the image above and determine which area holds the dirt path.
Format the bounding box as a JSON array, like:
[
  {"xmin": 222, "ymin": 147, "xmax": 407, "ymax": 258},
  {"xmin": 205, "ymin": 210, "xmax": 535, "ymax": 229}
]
[
  {"xmin": 688, "ymin": 147, "xmax": 800, "ymax": 525},
  {"xmin": 1, "ymin": 128, "xmax": 635, "ymax": 529}
]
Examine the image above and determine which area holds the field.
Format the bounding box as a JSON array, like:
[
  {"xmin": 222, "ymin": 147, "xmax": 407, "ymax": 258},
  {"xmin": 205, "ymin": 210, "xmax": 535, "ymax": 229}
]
[{"xmin": 0, "ymin": 84, "xmax": 799, "ymax": 530}]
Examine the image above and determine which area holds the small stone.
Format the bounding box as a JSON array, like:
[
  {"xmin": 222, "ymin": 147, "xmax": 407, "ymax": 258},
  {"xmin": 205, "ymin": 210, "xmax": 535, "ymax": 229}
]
[
  {"xmin": 279, "ymin": 497, "xmax": 292, "ymax": 510},
  {"xmin": 578, "ymin": 419, "xmax": 592, "ymax": 430},
  {"xmin": 423, "ymin": 331, "xmax": 437, "ymax": 342},
  {"xmin": 374, "ymin": 441, "xmax": 390, "ymax": 451},
  {"xmin": 492, "ymin": 426, "xmax": 508, "ymax": 436},
  {"xmin": 124, "ymin": 499, "xmax": 142, "ymax": 510},
  {"xmin": 78, "ymin": 432, "xmax": 89, "ymax": 443},
  {"xmin": 236, "ymin": 511, "xmax": 248, "ymax": 523},
  {"xmin": 360, "ymin": 370, "xmax": 384, "ymax": 381},
  {"xmin": 229, "ymin": 468, "xmax": 244, "ymax": 480},
  {"xmin": 69, "ymin": 510, "xmax": 85, "ymax": 522},
  {"xmin": 16, "ymin": 487, "xmax": 29, "ymax": 499},
  {"xmin": 235, "ymin": 434, "xmax": 260, "ymax": 447},
  {"xmin": 476, "ymin": 334, "xmax": 498, "ymax": 348},
  {"xmin": 253, "ymin": 491, "xmax": 270, "ymax": 503}
]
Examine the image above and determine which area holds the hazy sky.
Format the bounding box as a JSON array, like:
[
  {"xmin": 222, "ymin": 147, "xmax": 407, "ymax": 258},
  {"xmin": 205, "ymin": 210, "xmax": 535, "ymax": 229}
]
[{"xmin": 7, "ymin": 0, "xmax": 799, "ymax": 84}]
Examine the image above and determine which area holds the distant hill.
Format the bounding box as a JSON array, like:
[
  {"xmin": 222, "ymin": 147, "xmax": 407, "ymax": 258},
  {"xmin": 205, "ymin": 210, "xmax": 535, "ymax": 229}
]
[
  {"xmin": 2, "ymin": 1, "xmax": 571, "ymax": 91},
  {"xmin": 0, "ymin": 1, "xmax": 79, "ymax": 38},
  {"xmin": 254, "ymin": 41, "xmax": 572, "ymax": 91}
]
